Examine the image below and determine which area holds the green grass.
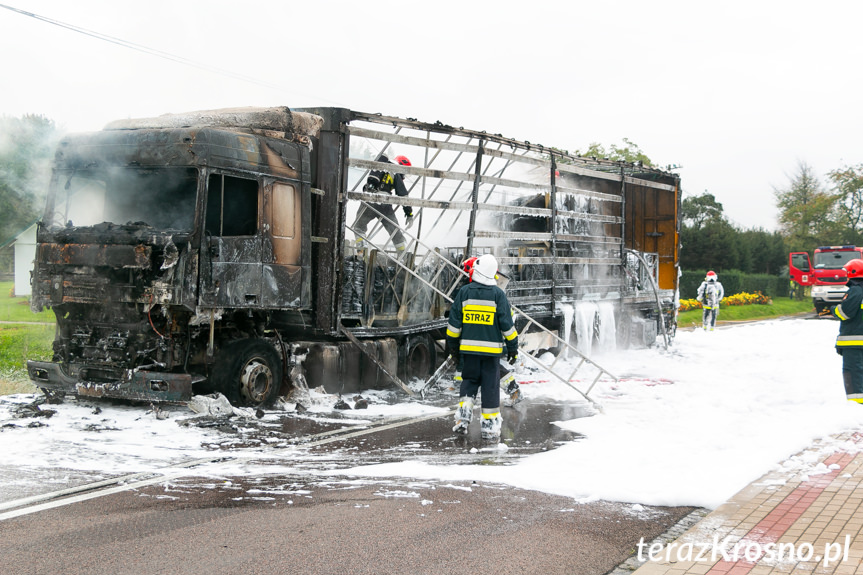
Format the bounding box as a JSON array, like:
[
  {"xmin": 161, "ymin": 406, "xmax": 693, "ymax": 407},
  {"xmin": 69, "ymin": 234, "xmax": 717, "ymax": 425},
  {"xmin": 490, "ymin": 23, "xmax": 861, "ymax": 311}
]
[
  {"xmin": 677, "ymin": 298, "xmax": 814, "ymax": 329},
  {"xmin": 0, "ymin": 281, "xmax": 55, "ymax": 394},
  {"xmin": 0, "ymin": 281, "xmax": 55, "ymax": 323}
]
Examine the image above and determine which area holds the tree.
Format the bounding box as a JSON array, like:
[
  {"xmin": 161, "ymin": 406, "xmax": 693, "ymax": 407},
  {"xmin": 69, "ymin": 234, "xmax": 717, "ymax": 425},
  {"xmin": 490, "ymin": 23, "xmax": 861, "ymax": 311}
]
[
  {"xmin": 681, "ymin": 192, "xmax": 724, "ymax": 230},
  {"xmin": 738, "ymin": 228, "xmax": 787, "ymax": 275},
  {"xmin": 576, "ymin": 138, "xmax": 653, "ymax": 167},
  {"xmin": 680, "ymin": 218, "xmax": 741, "ymax": 272},
  {"xmin": 828, "ymin": 163, "xmax": 863, "ymax": 236},
  {"xmin": 774, "ymin": 161, "xmax": 843, "ymax": 251}
]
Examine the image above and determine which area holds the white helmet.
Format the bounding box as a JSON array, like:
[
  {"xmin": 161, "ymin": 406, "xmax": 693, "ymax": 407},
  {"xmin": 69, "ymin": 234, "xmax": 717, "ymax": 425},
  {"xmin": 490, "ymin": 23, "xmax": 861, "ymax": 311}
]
[{"xmin": 472, "ymin": 254, "xmax": 498, "ymax": 285}]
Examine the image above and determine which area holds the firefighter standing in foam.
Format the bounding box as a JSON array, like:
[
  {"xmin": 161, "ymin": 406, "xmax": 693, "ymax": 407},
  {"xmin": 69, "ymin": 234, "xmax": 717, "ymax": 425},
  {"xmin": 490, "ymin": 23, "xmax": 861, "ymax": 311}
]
[
  {"xmin": 696, "ymin": 271, "xmax": 725, "ymax": 331},
  {"xmin": 446, "ymin": 254, "xmax": 518, "ymax": 439},
  {"xmin": 353, "ymin": 154, "xmax": 413, "ymax": 252},
  {"xmin": 831, "ymin": 259, "xmax": 863, "ymax": 403}
]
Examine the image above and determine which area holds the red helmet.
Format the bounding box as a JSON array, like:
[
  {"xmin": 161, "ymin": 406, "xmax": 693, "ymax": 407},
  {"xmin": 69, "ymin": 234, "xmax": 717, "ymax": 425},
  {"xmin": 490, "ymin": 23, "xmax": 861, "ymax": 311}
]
[
  {"xmin": 394, "ymin": 155, "xmax": 411, "ymax": 167},
  {"xmin": 462, "ymin": 256, "xmax": 478, "ymax": 280},
  {"xmin": 706, "ymin": 270, "xmax": 717, "ymax": 282},
  {"xmin": 844, "ymin": 259, "xmax": 863, "ymax": 278}
]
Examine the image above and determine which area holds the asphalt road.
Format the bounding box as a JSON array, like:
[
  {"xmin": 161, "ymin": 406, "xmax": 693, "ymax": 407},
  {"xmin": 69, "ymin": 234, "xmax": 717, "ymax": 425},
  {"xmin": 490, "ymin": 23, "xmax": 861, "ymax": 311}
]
[
  {"xmin": 0, "ymin": 400, "xmax": 695, "ymax": 575},
  {"xmin": 0, "ymin": 475, "xmax": 694, "ymax": 575}
]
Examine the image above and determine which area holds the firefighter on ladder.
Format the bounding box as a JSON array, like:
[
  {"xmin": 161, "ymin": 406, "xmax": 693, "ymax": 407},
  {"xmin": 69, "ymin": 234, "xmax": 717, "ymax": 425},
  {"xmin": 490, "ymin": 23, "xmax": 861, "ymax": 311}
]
[
  {"xmin": 831, "ymin": 259, "xmax": 863, "ymax": 403},
  {"xmin": 446, "ymin": 254, "xmax": 519, "ymax": 440},
  {"xmin": 353, "ymin": 154, "xmax": 413, "ymax": 253}
]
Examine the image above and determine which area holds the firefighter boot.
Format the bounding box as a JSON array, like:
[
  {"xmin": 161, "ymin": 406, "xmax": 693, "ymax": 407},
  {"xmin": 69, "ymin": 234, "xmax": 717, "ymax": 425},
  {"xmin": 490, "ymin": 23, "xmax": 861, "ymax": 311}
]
[
  {"xmin": 480, "ymin": 411, "xmax": 502, "ymax": 440},
  {"xmin": 500, "ymin": 371, "xmax": 521, "ymax": 404},
  {"xmin": 453, "ymin": 397, "xmax": 474, "ymax": 435},
  {"xmin": 505, "ymin": 378, "xmax": 522, "ymax": 403}
]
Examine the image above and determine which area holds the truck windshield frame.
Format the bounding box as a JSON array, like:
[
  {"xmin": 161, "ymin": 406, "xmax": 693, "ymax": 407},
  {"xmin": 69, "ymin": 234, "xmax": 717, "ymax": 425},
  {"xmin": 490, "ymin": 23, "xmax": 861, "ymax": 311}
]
[{"xmin": 48, "ymin": 166, "xmax": 198, "ymax": 231}]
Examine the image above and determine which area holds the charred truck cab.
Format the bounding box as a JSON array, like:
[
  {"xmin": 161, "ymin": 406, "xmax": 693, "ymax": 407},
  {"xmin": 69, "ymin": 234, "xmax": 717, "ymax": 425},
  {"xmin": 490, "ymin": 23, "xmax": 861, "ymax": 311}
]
[
  {"xmin": 29, "ymin": 106, "xmax": 681, "ymax": 407},
  {"xmin": 29, "ymin": 109, "xmax": 321, "ymax": 404}
]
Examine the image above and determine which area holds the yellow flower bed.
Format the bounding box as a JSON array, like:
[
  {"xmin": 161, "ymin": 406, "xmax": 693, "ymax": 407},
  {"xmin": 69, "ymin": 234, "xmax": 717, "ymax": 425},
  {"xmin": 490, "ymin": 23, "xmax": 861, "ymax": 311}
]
[{"xmin": 679, "ymin": 291, "xmax": 770, "ymax": 312}]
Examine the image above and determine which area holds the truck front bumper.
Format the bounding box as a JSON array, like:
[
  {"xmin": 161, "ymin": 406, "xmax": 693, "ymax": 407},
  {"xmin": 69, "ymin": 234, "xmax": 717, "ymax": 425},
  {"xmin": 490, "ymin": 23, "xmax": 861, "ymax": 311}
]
[
  {"xmin": 27, "ymin": 360, "xmax": 193, "ymax": 403},
  {"xmin": 812, "ymin": 285, "xmax": 848, "ymax": 303}
]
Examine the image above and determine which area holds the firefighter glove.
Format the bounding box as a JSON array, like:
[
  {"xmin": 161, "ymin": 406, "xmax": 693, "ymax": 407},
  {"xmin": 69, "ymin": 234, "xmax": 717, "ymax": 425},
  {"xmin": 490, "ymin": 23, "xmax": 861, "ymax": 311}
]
[
  {"xmin": 837, "ymin": 347, "xmax": 844, "ymax": 356},
  {"xmin": 507, "ymin": 349, "xmax": 518, "ymax": 364},
  {"xmin": 449, "ymin": 348, "xmax": 460, "ymax": 364},
  {"xmin": 403, "ymin": 206, "xmax": 413, "ymax": 218}
]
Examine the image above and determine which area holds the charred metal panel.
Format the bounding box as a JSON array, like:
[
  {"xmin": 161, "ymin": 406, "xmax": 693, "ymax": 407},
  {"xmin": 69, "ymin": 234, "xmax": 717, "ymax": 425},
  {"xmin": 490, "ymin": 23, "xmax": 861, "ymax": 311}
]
[
  {"xmin": 28, "ymin": 360, "xmax": 193, "ymax": 403},
  {"xmin": 262, "ymin": 264, "xmax": 305, "ymax": 308},
  {"xmin": 53, "ymin": 130, "xmax": 201, "ymax": 170},
  {"xmin": 301, "ymin": 110, "xmax": 351, "ymax": 334},
  {"xmin": 195, "ymin": 130, "xmax": 307, "ymax": 180},
  {"xmin": 104, "ymin": 107, "xmax": 323, "ymax": 139},
  {"xmin": 203, "ymin": 262, "xmax": 262, "ymax": 307},
  {"xmin": 38, "ymin": 243, "xmax": 152, "ymax": 269},
  {"xmin": 199, "ymin": 234, "xmax": 264, "ymax": 308},
  {"xmin": 301, "ymin": 337, "xmax": 397, "ymax": 393}
]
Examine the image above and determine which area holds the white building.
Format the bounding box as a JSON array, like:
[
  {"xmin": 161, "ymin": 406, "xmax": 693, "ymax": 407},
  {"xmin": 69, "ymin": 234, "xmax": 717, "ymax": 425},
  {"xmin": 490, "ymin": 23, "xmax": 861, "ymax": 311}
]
[{"xmin": 12, "ymin": 223, "xmax": 37, "ymax": 297}]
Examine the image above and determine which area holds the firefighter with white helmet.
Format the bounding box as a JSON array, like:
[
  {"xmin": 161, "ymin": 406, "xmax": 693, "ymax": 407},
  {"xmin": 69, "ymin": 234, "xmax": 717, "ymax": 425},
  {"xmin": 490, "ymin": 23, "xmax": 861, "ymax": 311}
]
[
  {"xmin": 831, "ymin": 259, "xmax": 863, "ymax": 403},
  {"xmin": 353, "ymin": 154, "xmax": 413, "ymax": 253},
  {"xmin": 446, "ymin": 254, "xmax": 519, "ymax": 440},
  {"xmin": 696, "ymin": 270, "xmax": 725, "ymax": 331}
]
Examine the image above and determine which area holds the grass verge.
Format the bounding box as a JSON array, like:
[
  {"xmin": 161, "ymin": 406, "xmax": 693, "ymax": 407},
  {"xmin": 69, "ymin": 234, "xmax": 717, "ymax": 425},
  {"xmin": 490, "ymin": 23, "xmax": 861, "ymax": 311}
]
[
  {"xmin": 0, "ymin": 281, "xmax": 55, "ymax": 394},
  {"xmin": 677, "ymin": 298, "xmax": 814, "ymax": 329}
]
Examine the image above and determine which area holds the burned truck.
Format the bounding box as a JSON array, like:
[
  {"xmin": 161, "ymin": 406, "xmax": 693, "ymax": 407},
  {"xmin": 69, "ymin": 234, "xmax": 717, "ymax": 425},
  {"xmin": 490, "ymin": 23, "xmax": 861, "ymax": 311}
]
[{"xmin": 27, "ymin": 106, "xmax": 680, "ymax": 406}]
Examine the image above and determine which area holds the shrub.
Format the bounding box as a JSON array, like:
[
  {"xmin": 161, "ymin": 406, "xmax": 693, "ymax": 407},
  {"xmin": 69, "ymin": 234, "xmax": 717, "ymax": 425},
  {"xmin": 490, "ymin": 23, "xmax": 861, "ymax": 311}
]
[
  {"xmin": 680, "ymin": 270, "xmax": 787, "ymax": 299},
  {"xmin": 678, "ymin": 291, "xmax": 770, "ymax": 312}
]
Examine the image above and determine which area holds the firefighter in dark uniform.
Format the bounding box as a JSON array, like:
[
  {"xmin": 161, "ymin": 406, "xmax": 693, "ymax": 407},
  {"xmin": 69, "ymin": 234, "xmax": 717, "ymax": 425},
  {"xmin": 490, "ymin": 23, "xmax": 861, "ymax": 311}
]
[
  {"xmin": 831, "ymin": 259, "xmax": 863, "ymax": 403},
  {"xmin": 353, "ymin": 154, "xmax": 413, "ymax": 252},
  {"xmin": 446, "ymin": 254, "xmax": 519, "ymax": 439}
]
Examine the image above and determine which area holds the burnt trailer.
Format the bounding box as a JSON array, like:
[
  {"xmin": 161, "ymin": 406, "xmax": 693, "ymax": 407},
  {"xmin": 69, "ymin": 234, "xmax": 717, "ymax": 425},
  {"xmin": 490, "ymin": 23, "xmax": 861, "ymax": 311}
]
[{"xmin": 27, "ymin": 106, "xmax": 680, "ymax": 406}]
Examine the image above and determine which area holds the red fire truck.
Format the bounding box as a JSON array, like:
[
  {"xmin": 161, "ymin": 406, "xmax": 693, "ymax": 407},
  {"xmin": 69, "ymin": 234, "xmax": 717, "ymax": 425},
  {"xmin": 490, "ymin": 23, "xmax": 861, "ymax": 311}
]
[{"xmin": 789, "ymin": 245, "xmax": 863, "ymax": 314}]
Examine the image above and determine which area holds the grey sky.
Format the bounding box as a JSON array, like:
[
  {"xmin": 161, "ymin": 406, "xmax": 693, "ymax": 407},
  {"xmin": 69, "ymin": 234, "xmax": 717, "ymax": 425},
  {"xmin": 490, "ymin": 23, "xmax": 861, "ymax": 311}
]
[{"xmin": 2, "ymin": 0, "xmax": 861, "ymax": 230}]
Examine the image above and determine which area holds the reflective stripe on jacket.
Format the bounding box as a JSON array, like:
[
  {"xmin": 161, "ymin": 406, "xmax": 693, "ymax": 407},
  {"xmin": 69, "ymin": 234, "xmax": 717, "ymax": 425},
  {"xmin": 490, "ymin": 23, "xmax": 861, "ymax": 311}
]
[{"xmin": 834, "ymin": 278, "xmax": 863, "ymax": 348}]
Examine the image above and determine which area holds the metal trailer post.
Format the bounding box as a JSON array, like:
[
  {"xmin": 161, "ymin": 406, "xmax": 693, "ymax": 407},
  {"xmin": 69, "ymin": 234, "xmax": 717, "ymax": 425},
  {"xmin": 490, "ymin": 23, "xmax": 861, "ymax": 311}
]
[
  {"xmin": 464, "ymin": 140, "xmax": 484, "ymax": 258},
  {"xmin": 550, "ymin": 155, "xmax": 559, "ymax": 319}
]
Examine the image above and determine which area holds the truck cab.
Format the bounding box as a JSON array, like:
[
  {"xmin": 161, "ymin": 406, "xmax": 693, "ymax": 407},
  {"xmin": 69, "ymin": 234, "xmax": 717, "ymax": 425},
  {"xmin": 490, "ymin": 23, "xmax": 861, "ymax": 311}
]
[{"xmin": 789, "ymin": 246, "xmax": 863, "ymax": 314}]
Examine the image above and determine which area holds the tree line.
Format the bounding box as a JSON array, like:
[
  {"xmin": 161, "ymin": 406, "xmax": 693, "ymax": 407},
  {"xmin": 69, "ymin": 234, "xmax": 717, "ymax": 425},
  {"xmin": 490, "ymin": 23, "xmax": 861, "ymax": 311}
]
[{"xmin": 682, "ymin": 161, "xmax": 863, "ymax": 277}]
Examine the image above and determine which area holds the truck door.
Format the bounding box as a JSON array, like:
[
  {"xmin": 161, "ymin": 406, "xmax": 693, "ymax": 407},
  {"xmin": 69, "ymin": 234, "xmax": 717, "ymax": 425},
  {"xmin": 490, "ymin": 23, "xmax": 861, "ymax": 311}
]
[
  {"xmin": 200, "ymin": 172, "xmax": 263, "ymax": 308},
  {"xmin": 789, "ymin": 252, "xmax": 813, "ymax": 286},
  {"xmin": 261, "ymin": 179, "xmax": 309, "ymax": 308}
]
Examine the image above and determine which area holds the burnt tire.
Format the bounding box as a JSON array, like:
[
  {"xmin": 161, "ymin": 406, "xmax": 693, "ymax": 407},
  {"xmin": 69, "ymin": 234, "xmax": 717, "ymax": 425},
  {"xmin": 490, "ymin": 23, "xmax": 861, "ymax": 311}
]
[
  {"xmin": 399, "ymin": 334, "xmax": 436, "ymax": 381},
  {"xmin": 213, "ymin": 339, "xmax": 283, "ymax": 407}
]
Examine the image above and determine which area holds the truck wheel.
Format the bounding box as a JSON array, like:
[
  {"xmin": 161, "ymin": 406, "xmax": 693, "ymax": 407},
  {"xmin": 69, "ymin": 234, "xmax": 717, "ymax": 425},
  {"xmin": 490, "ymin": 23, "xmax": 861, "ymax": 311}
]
[
  {"xmin": 814, "ymin": 301, "xmax": 826, "ymax": 315},
  {"xmin": 399, "ymin": 334, "xmax": 435, "ymax": 381},
  {"xmin": 213, "ymin": 339, "xmax": 283, "ymax": 407}
]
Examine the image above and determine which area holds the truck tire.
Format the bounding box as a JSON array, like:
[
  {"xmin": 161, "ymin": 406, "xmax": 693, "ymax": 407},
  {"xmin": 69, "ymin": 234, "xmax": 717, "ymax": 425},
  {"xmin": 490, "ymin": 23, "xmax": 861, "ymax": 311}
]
[
  {"xmin": 399, "ymin": 334, "xmax": 435, "ymax": 381},
  {"xmin": 213, "ymin": 339, "xmax": 283, "ymax": 407}
]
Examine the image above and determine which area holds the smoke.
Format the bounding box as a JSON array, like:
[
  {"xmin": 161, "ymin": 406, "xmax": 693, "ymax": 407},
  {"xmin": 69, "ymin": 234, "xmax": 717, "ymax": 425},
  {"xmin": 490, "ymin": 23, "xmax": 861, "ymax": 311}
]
[{"xmin": 0, "ymin": 115, "xmax": 63, "ymax": 242}]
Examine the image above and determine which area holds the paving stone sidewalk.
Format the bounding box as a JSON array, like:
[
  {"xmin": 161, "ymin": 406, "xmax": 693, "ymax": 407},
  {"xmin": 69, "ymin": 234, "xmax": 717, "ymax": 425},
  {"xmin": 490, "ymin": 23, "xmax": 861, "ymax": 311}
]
[{"xmin": 630, "ymin": 432, "xmax": 863, "ymax": 575}]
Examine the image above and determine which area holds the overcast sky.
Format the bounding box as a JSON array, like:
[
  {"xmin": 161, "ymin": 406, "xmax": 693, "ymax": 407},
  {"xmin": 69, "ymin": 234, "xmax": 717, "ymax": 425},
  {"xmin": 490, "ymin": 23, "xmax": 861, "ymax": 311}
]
[{"xmin": 2, "ymin": 0, "xmax": 861, "ymax": 231}]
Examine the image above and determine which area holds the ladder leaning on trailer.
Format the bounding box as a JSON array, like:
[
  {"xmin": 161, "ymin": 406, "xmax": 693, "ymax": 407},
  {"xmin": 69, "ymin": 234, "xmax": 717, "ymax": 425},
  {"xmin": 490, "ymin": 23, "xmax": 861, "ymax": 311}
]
[{"xmin": 315, "ymin": 109, "xmax": 680, "ymax": 410}]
